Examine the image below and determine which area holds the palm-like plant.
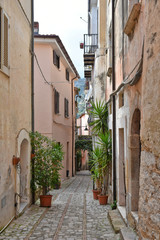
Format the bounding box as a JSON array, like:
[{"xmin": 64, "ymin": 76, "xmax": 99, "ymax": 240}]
[
  {"xmin": 88, "ymin": 100, "xmax": 112, "ymax": 196},
  {"xmin": 97, "ymin": 131, "xmax": 112, "ymax": 195},
  {"xmin": 89, "ymin": 147, "xmax": 103, "ymax": 190},
  {"xmin": 88, "ymin": 100, "xmax": 108, "ymax": 134}
]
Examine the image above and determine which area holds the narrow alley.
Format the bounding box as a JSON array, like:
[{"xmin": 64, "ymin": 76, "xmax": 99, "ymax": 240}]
[{"xmin": 0, "ymin": 172, "xmax": 118, "ymax": 240}]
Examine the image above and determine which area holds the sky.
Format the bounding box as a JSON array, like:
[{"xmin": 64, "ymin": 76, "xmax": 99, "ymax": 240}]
[{"xmin": 34, "ymin": 0, "xmax": 88, "ymax": 78}]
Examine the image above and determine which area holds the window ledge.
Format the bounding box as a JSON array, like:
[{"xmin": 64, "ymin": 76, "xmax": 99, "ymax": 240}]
[
  {"xmin": 124, "ymin": 3, "xmax": 141, "ymax": 36},
  {"xmin": 0, "ymin": 67, "xmax": 10, "ymax": 78}
]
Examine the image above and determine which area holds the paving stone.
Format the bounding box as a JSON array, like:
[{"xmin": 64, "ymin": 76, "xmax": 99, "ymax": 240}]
[{"xmin": 0, "ymin": 171, "xmax": 117, "ymax": 239}]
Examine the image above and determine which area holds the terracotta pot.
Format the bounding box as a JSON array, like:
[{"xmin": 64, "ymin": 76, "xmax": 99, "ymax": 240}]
[
  {"xmin": 40, "ymin": 195, "xmax": 52, "ymax": 207},
  {"xmin": 12, "ymin": 156, "xmax": 20, "ymax": 165},
  {"xmin": 31, "ymin": 153, "xmax": 35, "ymax": 159},
  {"xmin": 92, "ymin": 189, "xmax": 101, "ymax": 200},
  {"xmin": 98, "ymin": 195, "xmax": 108, "ymax": 205}
]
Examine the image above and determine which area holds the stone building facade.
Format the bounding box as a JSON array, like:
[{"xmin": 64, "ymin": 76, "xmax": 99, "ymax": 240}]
[
  {"xmin": 0, "ymin": 0, "xmax": 32, "ymax": 230},
  {"xmin": 83, "ymin": 0, "xmax": 160, "ymax": 239}
]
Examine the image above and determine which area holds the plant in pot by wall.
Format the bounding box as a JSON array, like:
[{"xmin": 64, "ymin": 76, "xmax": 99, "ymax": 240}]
[
  {"xmin": 30, "ymin": 131, "xmax": 64, "ymax": 207},
  {"xmin": 88, "ymin": 100, "xmax": 112, "ymax": 204},
  {"xmin": 97, "ymin": 131, "xmax": 112, "ymax": 205},
  {"xmin": 89, "ymin": 147, "xmax": 103, "ymax": 200}
]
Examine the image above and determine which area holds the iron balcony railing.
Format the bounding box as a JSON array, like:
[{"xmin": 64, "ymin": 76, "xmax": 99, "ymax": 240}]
[{"xmin": 84, "ymin": 34, "xmax": 98, "ymax": 54}]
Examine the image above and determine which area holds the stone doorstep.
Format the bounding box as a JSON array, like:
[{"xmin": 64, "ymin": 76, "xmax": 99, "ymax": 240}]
[
  {"xmin": 108, "ymin": 209, "xmax": 126, "ymax": 234},
  {"xmin": 120, "ymin": 227, "xmax": 138, "ymax": 240},
  {"xmin": 108, "ymin": 209, "xmax": 138, "ymax": 240}
]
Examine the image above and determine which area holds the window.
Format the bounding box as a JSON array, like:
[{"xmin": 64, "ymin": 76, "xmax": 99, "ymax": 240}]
[
  {"xmin": 53, "ymin": 50, "xmax": 60, "ymax": 69},
  {"xmin": 66, "ymin": 69, "xmax": 69, "ymax": 81},
  {"xmin": 64, "ymin": 98, "xmax": 69, "ymax": 118},
  {"xmin": 109, "ymin": 102, "xmax": 112, "ymax": 115},
  {"xmin": 54, "ymin": 89, "xmax": 59, "ymax": 114},
  {"xmin": 119, "ymin": 91, "xmax": 124, "ymax": 108},
  {"xmin": 0, "ymin": 8, "xmax": 9, "ymax": 74}
]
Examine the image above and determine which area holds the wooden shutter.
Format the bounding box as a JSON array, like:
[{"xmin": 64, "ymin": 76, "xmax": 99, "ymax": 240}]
[
  {"xmin": 3, "ymin": 14, "xmax": 8, "ymax": 68},
  {"xmin": 66, "ymin": 69, "xmax": 69, "ymax": 81},
  {"xmin": 54, "ymin": 89, "xmax": 59, "ymax": 114},
  {"xmin": 53, "ymin": 50, "xmax": 57, "ymax": 65},
  {"xmin": 57, "ymin": 55, "xmax": 60, "ymax": 69},
  {"xmin": 64, "ymin": 98, "xmax": 69, "ymax": 117}
]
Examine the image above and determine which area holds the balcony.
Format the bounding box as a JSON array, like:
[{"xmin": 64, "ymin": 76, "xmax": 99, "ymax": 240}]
[{"xmin": 83, "ymin": 34, "xmax": 98, "ymax": 66}]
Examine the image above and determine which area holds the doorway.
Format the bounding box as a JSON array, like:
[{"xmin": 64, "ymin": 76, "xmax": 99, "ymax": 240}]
[{"xmin": 130, "ymin": 108, "xmax": 141, "ymax": 211}]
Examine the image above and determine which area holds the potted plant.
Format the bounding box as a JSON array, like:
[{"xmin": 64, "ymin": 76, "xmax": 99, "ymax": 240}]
[
  {"xmin": 30, "ymin": 131, "xmax": 64, "ymax": 207},
  {"xmin": 88, "ymin": 100, "xmax": 111, "ymax": 204},
  {"xmin": 90, "ymin": 147, "xmax": 103, "ymax": 200},
  {"xmin": 97, "ymin": 131, "xmax": 112, "ymax": 205}
]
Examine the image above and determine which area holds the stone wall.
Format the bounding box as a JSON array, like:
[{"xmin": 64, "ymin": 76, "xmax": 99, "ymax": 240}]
[{"xmin": 138, "ymin": 1, "xmax": 160, "ymax": 239}]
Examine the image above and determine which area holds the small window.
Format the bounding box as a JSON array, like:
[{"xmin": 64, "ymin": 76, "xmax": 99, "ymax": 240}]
[
  {"xmin": 54, "ymin": 89, "xmax": 59, "ymax": 114},
  {"xmin": 119, "ymin": 92, "xmax": 124, "ymax": 108},
  {"xmin": 66, "ymin": 69, "xmax": 69, "ymax": 81},
  {"xmin": 109, "ymin": 102, "xmax": 112, "ymax": 115},
  {"xmin": 53, "ymin": 50, "xmax": 60, "ymax": 69},
  {"xmin": 0, "ymin": 8, "xmax": 9, "ymax": 73},
  {"xmin": 64, "ymin": 98, "xmax": 69, "ymax": 118}
]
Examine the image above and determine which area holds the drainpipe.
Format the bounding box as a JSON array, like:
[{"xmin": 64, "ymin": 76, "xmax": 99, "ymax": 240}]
[
  {"xmin": 71, "ymin": 76, "xmax": 77, "ymax": 177},
  {"xmin": 112, "ymin": 0, "xmax": 117, "ymax": 202},
  {"xmin": 31, "ymin": 0, "xmax": 35, "ymax": 204}
]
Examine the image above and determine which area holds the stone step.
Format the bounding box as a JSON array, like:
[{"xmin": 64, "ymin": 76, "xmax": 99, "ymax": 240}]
[
  {"xmin": 108, "ymin": 209, "xmax": 126, "ymax": 233},
  {"xmin": 120, "ymin": 226, "xmax": 138, "ymax": 240}
]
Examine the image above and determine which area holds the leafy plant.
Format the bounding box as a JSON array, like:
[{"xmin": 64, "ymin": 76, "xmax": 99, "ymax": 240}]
[
  {"xmin": 97, "ymin": 131, "xmax": 112, "ymax": 195},
  {"xmin": 30, "ymin": 131, "xmax": 64, "ymax": 195},
  {"xmin": 88, "ymin": 100, "xmax": 108, "ymax": 134},
  {"xmin": 111, "ymin": 200, "xmax": 117, "ymax": 210},
  {"xmin": 89, "ymin": 146, "xmax": 103, "ymax": 190}
]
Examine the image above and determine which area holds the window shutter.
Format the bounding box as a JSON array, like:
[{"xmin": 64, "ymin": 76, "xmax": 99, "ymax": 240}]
[
  {"xmin": 64, "ymin": 98, "xmax": 66, "ymax": 117},
  {"xmin": 57, "ymin": 55, "xmax": 60, "ymax": 69},
  {"xmin": 67, "ymin": 100, "xmax": 69, "ymax": 117},
  {"xmin": 54, "ymin": 89, "xmax": 59, "ymax": 114},
  {"xmin": 54, "ymin": 89, "xmax": 56, "ymax": 113},
  {"xmin": 64, "ymin": 98, "xmax": 69, "ymax": 117},
  {"xmin": 3, "ymin": 14, "xmax": 8, "ymax": 68},
  {"xmin": 53, "ymin": 50, "xmax": 56, "ymax": 65},
  {"xmin": 66, "ymin": 69, "xmax": 69, "ymax": 81},
  {"xmin": 57, "ymin": 91, "xmax": 59, "ymax": 113}
]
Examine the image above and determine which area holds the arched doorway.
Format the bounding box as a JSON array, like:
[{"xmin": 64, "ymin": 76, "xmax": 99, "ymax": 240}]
[
  {"xmin": 130, "ymin": 108, "xmax": 141, "ymax": 211},
  {"xmin": 16, "ymin": 129, "xmax": 31, "ymax": 214},
  {"xmin": 20, "ymin": 139, "xmax": 29, "ymax": 202}
]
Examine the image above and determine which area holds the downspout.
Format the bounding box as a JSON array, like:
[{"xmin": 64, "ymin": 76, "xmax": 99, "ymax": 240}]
[
  {"xmin": 31, "ymin": 0, "xmax": 35, "ymax": 204},
  {"xmin": 71, "ymin": 76, "xmax": 77, "ymax": 177},
  {"xmin": 112, "ymin": 0, "xmax": 117, "ymax": 202}
]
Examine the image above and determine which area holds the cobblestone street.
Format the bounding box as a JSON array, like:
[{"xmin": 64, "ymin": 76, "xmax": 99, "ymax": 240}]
[{"xmin": 0, "ymin": 172, "xmax": 118, "ymax": 240}]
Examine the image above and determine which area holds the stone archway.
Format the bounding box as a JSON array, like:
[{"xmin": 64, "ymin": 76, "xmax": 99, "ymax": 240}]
[
  {"xmin": 130, "ymin": 108, "xmax": 141, "ymax": 211},
  {"xmin": 20, "ymin": 139, "xmax": 29, "ymax": 202},
  {"xmin": 16, "ymin": 129, "xmax": 31, "ymax": 213}
]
